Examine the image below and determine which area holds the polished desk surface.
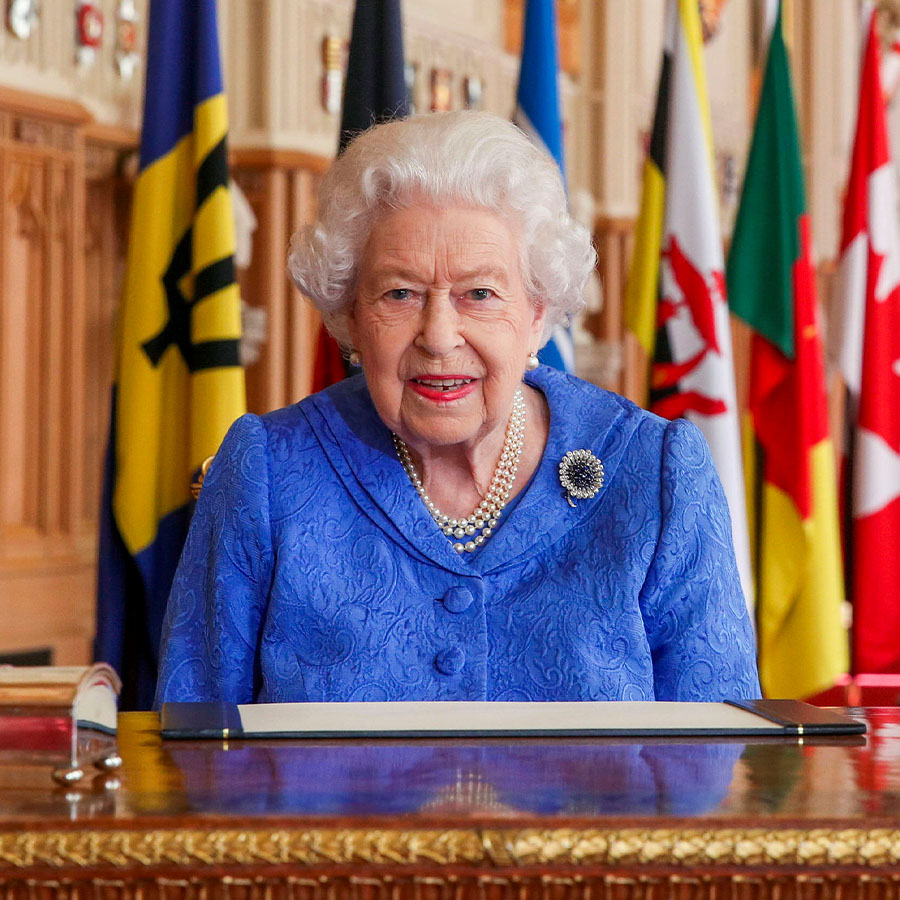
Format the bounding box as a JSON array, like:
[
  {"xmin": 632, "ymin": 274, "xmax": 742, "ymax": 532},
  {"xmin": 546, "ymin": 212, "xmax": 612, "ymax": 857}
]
[{"xmin": 1, "ymin": 707, "xmax": 899, "ymax": 875}]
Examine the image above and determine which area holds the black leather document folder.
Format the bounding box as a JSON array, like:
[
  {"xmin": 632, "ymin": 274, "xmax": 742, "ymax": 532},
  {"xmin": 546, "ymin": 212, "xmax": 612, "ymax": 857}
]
[{"xmin": 160, "ymin": 699, "xmax": 866, "ymax": 740}]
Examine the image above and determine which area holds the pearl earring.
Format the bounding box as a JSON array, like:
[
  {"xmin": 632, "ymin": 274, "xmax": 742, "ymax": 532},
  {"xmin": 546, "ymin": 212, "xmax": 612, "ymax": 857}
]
[
  {"xmin": 348, "ymin": 350, "xmax": 361, "ymax": 367},
  {"xmin": 527, "ymin": 352, "xmax": 540, "ymax": 371}
]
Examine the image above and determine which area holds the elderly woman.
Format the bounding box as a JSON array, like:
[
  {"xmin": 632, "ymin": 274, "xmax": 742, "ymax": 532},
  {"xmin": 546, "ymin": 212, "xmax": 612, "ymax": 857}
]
[{"xmin": 154, "ymin": 111, "xmax": 759, "ymax": 705}]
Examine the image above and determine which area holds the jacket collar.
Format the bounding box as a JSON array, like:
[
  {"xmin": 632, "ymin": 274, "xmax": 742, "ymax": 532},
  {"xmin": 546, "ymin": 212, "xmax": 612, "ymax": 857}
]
[{"xmin": 303, "ymin": 368, "xmax": 642, "ymax": 576}]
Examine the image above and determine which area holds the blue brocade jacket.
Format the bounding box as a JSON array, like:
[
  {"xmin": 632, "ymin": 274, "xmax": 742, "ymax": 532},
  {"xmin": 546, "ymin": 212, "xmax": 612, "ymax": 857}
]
[{"xmin": 154, "ymin": 367, "xmax": 760, "ymax": 705}]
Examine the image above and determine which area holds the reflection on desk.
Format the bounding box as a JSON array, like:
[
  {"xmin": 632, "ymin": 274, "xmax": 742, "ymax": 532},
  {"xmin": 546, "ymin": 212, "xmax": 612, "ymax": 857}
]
[
  {"xmin": 163, "ymin": 741, "xmax": 743, "ymax": 816},
  {"xmin": 0, "ymin": 707, "xmax": 897, "ymax": 900}
]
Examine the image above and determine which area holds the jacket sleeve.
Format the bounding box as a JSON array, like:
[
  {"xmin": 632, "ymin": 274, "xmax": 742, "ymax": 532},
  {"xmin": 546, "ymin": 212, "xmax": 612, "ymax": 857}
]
[
  {"xmin": 638, "ymin": 418, "xmax": 760, "ymax": 701},
  {"xmin": 154, "ymin": 414, "xmax": 274, "ymax": 706}
]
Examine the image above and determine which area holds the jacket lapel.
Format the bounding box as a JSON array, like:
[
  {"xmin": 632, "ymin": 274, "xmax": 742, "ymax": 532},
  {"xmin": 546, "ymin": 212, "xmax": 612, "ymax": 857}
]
[{"xmin": 303, "ymin": 370, "xmax": 644, "ymax": 577}]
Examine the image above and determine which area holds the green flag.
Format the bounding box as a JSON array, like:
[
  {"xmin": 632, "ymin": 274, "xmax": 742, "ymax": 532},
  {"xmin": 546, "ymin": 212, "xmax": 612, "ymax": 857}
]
[
  {"xmin": 727, "ymin": 8, "xmax": 802, "ymax": 356},
  {"xmin": 725, "ymin": 5, "xmax": 847, "ymax": 699}
]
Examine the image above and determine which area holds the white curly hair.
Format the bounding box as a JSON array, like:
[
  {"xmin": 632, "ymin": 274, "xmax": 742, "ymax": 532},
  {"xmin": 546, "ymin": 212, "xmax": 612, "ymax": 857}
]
[{"xmin": 288, "ymin": 110, "xmax": 596, "ymax": 349}]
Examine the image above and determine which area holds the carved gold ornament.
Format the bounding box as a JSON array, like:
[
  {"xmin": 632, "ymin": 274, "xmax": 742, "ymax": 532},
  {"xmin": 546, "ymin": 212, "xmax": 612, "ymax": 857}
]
[{"xmin": 3, "ymin": 828, "xmax": 900, "ymax": 871}]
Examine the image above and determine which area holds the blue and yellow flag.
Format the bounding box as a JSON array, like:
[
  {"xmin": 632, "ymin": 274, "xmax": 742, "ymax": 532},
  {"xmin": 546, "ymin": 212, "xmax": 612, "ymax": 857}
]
[
  {"xmin": 95, "ymin": 0, "xmax": 245, "ymax": 709},
  {"xmin": 514, "ymin": 0, "xmax": 574, "ymax": 373}
]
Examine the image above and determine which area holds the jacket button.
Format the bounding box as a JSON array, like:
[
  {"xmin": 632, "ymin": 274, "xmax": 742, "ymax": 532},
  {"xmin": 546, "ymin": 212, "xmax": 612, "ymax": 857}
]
[
  {"xmin": 442, "ymin": 586, "xmax": 475, "ymax": 613},
  {"xmin": 434, "ymin": 646, "xmax": 465, "ymax": 675}
]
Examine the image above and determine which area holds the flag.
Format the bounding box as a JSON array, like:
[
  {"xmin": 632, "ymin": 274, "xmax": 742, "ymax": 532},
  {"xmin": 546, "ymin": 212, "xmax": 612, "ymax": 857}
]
[
  {"xmin": 313, "ymin": 0, "xmax": 410, "ymax": 389},
  {"xmin": 624, "ymin": 0, "xmax": 752, "ymax": 605},
  {"xmin": 514, "ymin": 0, "xmax": 574, "ymax": 373},
  {"xmin": 727, "ymin": 2, "xmax": 847, "ymax": 698},
  {"xmin": 339, "ymin": 0, "xmax": 409, "ymax": 153},
  {"xmin": 833, "ymin": 5, "xmax": 900, "ymax": 674},
  {"xmin": 95, "ymin": 0, "xmax": 245, "ymax": 709}
]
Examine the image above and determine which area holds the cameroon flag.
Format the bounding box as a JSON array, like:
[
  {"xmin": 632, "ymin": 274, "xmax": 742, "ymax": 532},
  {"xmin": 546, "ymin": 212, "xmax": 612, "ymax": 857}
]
[
  {"xmin": 95, "ymin": 0, "xmax": 246, "ymax": 709},
  {"xmin": 726, "ymin": 3, "xmax": 847, "ymax": 698}
]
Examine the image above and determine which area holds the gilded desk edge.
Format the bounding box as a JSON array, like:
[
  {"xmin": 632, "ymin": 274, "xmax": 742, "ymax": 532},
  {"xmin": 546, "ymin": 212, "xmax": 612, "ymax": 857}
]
[{"xmin": 2, "ymin": 827, "xmax": 900, "ymax": 870}]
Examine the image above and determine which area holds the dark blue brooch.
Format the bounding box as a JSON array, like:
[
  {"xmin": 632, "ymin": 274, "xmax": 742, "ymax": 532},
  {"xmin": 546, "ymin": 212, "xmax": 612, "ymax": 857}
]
[{"xmin": 559, "ymin": 450, "xmax": 604, "ymax": 507}]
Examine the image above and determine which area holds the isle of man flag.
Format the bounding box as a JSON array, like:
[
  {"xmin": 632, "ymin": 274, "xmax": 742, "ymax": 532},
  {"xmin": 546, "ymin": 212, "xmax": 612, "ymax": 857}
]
[{"xmin": 834, "ymin": 4, "xmax": 900, "ymax": 674}]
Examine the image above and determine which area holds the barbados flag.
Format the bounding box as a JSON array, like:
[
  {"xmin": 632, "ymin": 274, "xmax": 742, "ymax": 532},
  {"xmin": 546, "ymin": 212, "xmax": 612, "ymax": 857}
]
[
  {"xmin": 514, "ymin": 0, "xmax": 574, "ymax": 373},
  {"xmin": 95, "ymin": 0, "xmax": 245, "ymax": 709}
]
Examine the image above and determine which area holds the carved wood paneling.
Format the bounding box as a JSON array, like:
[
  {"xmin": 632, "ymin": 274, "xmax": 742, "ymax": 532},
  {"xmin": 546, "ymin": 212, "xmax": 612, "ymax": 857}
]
[
  {"xmin": 587, "ymin": 216, "xmax": 636, "ymax": 398},
  {"xmin": 233, "ymin": 150, "xmax": 327, "ymax": 415},
  {"xmin": 1, "ymin": 153, "xmax": 45, "ymax": 541},
  {"xmin": 0, "ymin": 87, "xmax": 133, "ymax": 665},
  {"xmin": 287, "ymin": 168, "xmax": 323, "ymax": 405},
  {"xmin": 82, "ymin": 163, "xmax": 129, "ymax": 528}
]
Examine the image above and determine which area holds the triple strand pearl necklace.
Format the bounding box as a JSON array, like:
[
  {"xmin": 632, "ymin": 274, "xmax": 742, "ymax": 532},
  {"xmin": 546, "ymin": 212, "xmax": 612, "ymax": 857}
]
[{"xmin": 392, "ymin": 388, "xmax": 526, "ymax": 553}]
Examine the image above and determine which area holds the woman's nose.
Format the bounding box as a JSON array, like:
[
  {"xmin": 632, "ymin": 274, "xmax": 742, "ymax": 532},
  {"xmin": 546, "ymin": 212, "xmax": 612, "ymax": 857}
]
[{"xmin": 415, "ymin": 295, "xmax": 464, "ymax": 356}]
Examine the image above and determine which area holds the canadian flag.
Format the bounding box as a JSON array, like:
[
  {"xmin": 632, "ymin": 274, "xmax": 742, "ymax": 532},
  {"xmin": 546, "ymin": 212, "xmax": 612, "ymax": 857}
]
[{"xmin": 834, "ymin": 4, "xmax": 900, "ymax": 673}]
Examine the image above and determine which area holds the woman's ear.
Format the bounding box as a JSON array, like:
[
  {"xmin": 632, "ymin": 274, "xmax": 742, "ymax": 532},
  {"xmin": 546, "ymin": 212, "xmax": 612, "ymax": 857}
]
[
  {"xmin": 346, "ymin": 306, "xmax": 359, "ymax": 347},
  {"xmin": 530, "ymin": 301, "xmax": 548, "ymax": 343}
]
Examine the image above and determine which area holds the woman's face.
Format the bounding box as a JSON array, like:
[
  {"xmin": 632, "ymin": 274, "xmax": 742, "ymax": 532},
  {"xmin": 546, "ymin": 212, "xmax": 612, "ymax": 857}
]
[{"xmin": 349, "ymin": 205, "xmax": 546, "ymax": 452}]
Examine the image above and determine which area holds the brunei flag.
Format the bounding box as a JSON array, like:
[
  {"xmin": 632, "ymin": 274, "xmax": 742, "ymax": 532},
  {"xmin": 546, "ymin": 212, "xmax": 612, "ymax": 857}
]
[
  {"xmin": 727, "ymin": 3, "xmax": 847, "ymax": 698},
  {"xmin": 624, "ymin": 0, "xmax": 752, "ymax": 606},
  {"xmin": 833, "ymin": 5, "xmax": 900, "ymax": 675},
  {"xmin": 95, "ymin": 0, "xmax": 245, "ymax": 709}
]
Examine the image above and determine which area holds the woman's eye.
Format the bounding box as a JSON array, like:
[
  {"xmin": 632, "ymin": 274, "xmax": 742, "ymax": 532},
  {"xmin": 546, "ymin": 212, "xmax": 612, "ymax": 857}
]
[
  {"xmin": 465, "ymin": 288, "xmax": 495, "ymax": 302},
  {"xmin": 387, "ymin": 288, "xmax": 414, "ymax": 301}
]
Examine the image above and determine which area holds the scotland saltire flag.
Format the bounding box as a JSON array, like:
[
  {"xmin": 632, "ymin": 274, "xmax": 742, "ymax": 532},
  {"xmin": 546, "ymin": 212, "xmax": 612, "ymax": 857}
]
[
  {"xmin": 95, "ymin": 0, "xmax": 245, "ymax": 709},
  {"xmin": 514, "ymin": 0, "xmax": 575, "ymax": 373}
]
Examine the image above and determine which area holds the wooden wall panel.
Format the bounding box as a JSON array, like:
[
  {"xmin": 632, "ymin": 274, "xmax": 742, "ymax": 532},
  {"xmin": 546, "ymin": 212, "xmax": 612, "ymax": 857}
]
[
  {"xmin": 83, "ymin": 155, "xmax": 121, "ymax": 528},
  {"xmin": 1, "ymin": 155, "xmax": 42, "ymax": 541},
  {"xmin": 233, "ymin": 150, "xmax": 327, "ymax": 415},
  {"xmin": 588, "ymin": 216, "xmax": 636, "ymax": 398},
  {"xmin": 0, "ymin": 88, "xmax": 128, "ymax": 665},
  {"xmin": 286, "ymin": 169, "xmax": 322, "ymax": 405}
]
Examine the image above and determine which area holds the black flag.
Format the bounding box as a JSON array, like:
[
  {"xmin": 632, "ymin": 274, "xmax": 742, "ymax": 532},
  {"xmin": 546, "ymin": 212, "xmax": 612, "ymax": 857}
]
[
  {"xmin": 315, "ymin": 0, "xmax": 410, "ymax": 389},
  {"xmin": 338, "ymin": 0, "xmax": 410, "ymax": 153}
]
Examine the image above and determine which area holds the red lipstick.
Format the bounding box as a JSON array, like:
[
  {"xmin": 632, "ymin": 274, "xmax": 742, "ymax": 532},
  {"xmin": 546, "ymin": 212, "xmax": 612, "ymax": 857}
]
[{"xmin": 408, "ymin": 376, "xmax": 478, "ymax": 402}]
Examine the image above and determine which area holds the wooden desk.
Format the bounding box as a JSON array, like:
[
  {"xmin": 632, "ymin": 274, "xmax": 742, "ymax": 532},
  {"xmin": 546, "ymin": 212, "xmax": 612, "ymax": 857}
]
[{"xmin": 1, "ymin": 708, "xmax": 898, "ymax": 900}]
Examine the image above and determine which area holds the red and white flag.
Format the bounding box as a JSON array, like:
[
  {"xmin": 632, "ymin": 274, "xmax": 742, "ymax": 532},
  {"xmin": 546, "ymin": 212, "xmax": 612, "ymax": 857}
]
[
  {"xmin": 651, "ymin": 0, "xmax": 752, "ymax": 604},
  {"xmin": 833, "ymin": 4, "xmax": 900, "ymax": 673}
]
